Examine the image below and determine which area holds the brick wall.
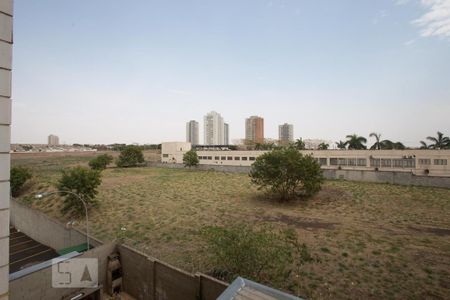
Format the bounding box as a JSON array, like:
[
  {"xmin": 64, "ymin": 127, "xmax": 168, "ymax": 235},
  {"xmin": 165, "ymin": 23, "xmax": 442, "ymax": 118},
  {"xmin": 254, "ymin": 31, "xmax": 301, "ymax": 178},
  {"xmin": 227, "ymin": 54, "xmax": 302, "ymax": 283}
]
[{"xmin": 0, "ymin": 1, "xmax": 13, "ymax": 299}]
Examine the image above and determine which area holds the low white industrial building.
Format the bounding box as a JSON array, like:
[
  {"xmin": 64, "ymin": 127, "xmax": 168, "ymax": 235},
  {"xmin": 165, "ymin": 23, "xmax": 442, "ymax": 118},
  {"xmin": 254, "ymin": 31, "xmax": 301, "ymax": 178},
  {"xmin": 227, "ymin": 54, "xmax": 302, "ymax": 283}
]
[{"xmin": 161, "ymin": 142, "xmax": 450, "ymax": 177}]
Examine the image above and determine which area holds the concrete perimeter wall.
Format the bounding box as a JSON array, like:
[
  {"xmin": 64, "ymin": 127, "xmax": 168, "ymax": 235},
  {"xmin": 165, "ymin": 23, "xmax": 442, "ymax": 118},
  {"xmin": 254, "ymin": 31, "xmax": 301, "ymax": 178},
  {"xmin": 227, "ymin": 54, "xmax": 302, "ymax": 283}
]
[
  {"xmin": 150, "ymin": 162, "xmax": 251, "ymax": 174},
  {"xmin": 10, "ymin": 199, "xmax": 103, "ymax": 251},
  {"xmin": 118, "ymin": 244, "xmax": 228, "ymax": 300},
  {"xmin": 150, "ymin": 163, "xmax": 450, "ymax": 189},
  {"xmin": 9, "ymin": 202, "xmax": 228, "ymax": 300},
  {"xmin": 323, "ymin": 169, "xmax": 450, "ymax": 188},
  {"xmin": 9, "ymin": 242, "xmax": 116, "ymax": 300}
]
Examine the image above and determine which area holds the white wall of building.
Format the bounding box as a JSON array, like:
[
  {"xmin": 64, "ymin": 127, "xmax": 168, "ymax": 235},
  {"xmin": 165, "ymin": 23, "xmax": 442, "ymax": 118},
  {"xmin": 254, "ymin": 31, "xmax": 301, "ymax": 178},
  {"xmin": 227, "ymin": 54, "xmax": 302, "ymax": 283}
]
[{"xmin": 0, "ymin": 1, "xmax": 12, "ymax": 298}]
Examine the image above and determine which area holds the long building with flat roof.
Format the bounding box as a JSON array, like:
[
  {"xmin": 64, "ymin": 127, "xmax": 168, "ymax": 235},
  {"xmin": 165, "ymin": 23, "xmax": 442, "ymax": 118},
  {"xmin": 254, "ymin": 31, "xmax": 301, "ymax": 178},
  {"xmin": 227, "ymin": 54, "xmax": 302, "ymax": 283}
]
[{"xmin": 161, "ymin": 142, "xmax": 450, "ymax": 177}]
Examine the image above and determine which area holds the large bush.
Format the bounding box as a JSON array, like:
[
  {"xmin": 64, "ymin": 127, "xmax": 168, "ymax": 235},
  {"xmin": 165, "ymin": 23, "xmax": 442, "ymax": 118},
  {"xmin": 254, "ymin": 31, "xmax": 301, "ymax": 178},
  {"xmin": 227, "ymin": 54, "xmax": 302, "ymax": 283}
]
[
  {"xmin": 56, "ymin": 166, "xmax": 102, "ymax": 216},
  {"xmin": 183, "ymin": 150, "xmax": 199, "ymax": 167},
  {"xmin": 89, "ymin": 154, "xmax": 114, "ymax": 170},
  {"xmin": 10, "ymin": 167, "xmax": 32, "ymax": 197},
  {"xmin": 116, "ymin": 145, "xmax": 145, "ymax": 167},
  {"xmin": 250, "ymin": 148, "xmax": 323, "ymax": 201},
  {"xmin": 116, "ymin": 145, "xmax": 145, "ymax": 168},
  {"xmin": 201, "ymin": 225, "xmax": 314, "ymax": 287}
]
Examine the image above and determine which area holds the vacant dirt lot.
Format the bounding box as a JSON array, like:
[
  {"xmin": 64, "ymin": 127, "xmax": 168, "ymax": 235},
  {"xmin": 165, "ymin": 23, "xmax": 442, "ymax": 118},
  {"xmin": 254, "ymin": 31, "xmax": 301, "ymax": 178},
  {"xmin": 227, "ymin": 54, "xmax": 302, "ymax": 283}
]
[{"xmin": 12, "ymin": 154, "xmax": 450, "ymax": 299}]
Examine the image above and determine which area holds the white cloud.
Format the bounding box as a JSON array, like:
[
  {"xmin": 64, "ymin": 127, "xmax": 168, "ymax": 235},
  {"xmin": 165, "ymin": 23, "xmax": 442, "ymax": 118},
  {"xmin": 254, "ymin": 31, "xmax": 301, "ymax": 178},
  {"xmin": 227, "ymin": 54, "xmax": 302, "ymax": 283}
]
[{"xmin": 414, "ymin": 0, "xmax": 450, "ymax": 38}]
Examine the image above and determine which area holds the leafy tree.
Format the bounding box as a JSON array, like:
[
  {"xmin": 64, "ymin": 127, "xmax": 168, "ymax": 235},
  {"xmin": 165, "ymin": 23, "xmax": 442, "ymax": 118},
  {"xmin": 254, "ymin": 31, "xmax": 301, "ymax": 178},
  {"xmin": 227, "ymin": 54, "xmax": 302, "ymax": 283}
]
[
  {"xmin": 426, "ymin": 131, "xmax": 450, "ymax": 149},
  {"xmin": 255, "ymin": 142, "xmax": 279, "ymax": 150},
  {"xmin": 293, "ymin": 138, "xmax": 306, "ymax": 150},
  {"xmin": 201, "ymin": 224, "xmax": 307, "ymax": 286},
  {"xmin": 88, "ymin": 154, "xmax": 113, "ymax": 170},
  {"xmin": 10, "ymin": 167, "xmax": 32, "ymax": 197},
  {"xmin": 345, "ymin": 134, "xmax": 367, "ymax": 150},
  {"xmin": 369, "ymin": 132, "xmax": 382, "ymax": 150},
  {"xmin": 318, "ymin": 142, "xmax": 329, "ymax": 150},
  {"xmin": 56, "ymin": 167, "xmax": 102, "ymax": 216},
  {"xmin": 379, "ymin": 140, "xmax": 405, "ymax": 150},
  {"xmin": 116, "ymin": 145, "xmax": 145, "ymax": 167},
  {"xmin": 250, "ymin": 148, "xmax": 323, "ymax": 201},
  {"xmin": 183, "ymin": 150, "xmax": 199, "ymax": 167},
  {"xmin": 420, "ymin": 141, "xmax": 429, "ymax": 149},
  {"xmin": 336, "ymin": 140, "xmax": 347, "ymax": 150}
]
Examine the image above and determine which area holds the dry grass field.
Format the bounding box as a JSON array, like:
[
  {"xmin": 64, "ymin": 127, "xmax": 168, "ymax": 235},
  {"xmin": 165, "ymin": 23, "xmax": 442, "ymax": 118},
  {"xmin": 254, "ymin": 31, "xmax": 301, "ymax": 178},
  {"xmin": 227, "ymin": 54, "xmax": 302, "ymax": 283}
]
[{"xmin": 12, "ymin": 153, "xmax": 450, "ymax": 299}]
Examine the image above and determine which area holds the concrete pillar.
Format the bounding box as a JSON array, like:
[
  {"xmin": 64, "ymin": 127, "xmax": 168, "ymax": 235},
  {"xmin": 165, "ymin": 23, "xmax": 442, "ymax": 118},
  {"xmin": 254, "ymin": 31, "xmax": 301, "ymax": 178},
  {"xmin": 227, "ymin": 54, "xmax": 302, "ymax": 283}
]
[{"xmin": 0, "ymin": 1, "xmax": 13, "ymax": 299}]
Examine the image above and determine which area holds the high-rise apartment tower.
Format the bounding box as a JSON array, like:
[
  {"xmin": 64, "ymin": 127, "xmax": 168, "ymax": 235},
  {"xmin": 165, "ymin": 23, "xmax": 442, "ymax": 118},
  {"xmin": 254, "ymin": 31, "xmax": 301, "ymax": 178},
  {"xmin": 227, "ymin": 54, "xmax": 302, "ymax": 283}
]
[
  {"xmin": 204, "ymin": 111, "xmax": 228, "ymax": 145},
  {"xmin": 245, "ymin": 116, "xmax": 264, "ymax": 143},
  {"xmin": 186, "ymin": 120, "xmax": 199, "ymax": 145},
  {"xmin": 278, "ymin": 123, "xmax": 294, "ymax": 144},
  {"xmin": 48, "ymin": 134, "xmax": 60, "ymax": 146}
]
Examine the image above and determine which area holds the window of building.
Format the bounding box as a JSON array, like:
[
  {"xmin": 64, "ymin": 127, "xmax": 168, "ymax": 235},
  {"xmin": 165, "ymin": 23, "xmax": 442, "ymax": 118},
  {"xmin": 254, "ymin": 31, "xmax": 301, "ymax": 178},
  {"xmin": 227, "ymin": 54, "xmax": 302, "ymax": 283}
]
[
  {"xmin": 338, "ymin": 158, "xmax": 347, "ymax": 166},
  {"xmin": 330, "ymin": 158, "xmax": 338, "ymax": 166},
  {"xmin": 234, "ymin": 157, "xmax": 240, "ymax": 160},
  {"xmin": 249, "ymin": 157, "xmax": 256, "ymax": 161},
  {"xmin": 242, "ymin": 157, "xmax": 248, "ymax": 161},
  {"xmin": 162, "ymin": 154, "xmax": 169, "ymax": 158},
  {"xmin": 393, "ymin": 159, "xmax": 403, "ymax": 168},
  {"xmin": 419, "ymin": 159, "xmax": 431, "ymax": 165},
  {"xmin": 434, "ymin": 159, "xmax": 448, "ymax": 165},
  {"xmin": 348, "ymin": 158, "xmax": 356, "ymax": 166},
  {"xmin": 207, "ymin": 156, "xmax": 212, "ymax": 160},
  {"xmin": 227, "ymin": 156, "xmax": 233, "ymax": 160},
  {"xmin": 404, "ymin": 159, "xmax": 415, "ymax": 168},
  {"xmin": 370, "ymin": 158, "xmax": 381, "ymax": 167},
  {"xmin": 381, "ymin": 159, "xmax": 392, "ymax": 168},
  {"xmin": 319, "ymin": 158, "xmax": 327, "ymax": 166},
  {"xmin": 221, "ymin": 156, "xmax": 226, "ymax": 160},
  {"xmin": 357, "ymin": 158, "xmax": 367, "ymax": 166},
  {"xmin": 215, "ymin": 156, "xmax": 220, "ymax": 160}
]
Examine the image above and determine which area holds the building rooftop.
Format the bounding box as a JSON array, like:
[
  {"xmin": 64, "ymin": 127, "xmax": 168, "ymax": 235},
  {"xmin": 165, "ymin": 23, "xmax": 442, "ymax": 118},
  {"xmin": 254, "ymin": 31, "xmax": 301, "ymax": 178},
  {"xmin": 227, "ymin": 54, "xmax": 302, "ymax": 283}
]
[
  {"xmin": 9, "ymin": 226, "xmax": 59, "ymax": 274},
  {"xmin": 217, "ymin": 277, "xmax": 303, "ymax": 300}
]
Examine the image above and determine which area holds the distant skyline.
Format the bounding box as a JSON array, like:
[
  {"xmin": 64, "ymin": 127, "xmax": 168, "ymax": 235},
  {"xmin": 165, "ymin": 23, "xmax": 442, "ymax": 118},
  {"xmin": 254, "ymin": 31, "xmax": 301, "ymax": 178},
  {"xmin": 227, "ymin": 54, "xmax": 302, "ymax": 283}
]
[{"xmin": 11, "ymin": 0, "xmax": 450, "ymax": 146}]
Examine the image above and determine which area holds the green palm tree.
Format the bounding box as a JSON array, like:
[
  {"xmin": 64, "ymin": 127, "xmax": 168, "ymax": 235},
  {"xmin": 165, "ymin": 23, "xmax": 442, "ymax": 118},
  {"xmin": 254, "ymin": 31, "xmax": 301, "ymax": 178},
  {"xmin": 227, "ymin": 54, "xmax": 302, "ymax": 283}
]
[
  {"xmin": 318, "ymin": 142, "xmax": 329, "ymax": 150},
  {"xmin": 345, "ymin": 134, "xmax": 367, "ymax": 150},
  {"xmin": 426, "ymin": 131, "xmax": 450, "ymax": 149},
  {"xmin": 419, "ymin": 141, "xmax": 429, "ymax": 149},
  {"xmin": 336, "ymin": 141, "xmax": 346, "ymax": 150},
  {"xmin": 369, "ymin": 132, "xmax": 382, "ymax": 150},
  {"xmin": 294, "ymin": 138, "xmax": 305, "ymax": 150}
]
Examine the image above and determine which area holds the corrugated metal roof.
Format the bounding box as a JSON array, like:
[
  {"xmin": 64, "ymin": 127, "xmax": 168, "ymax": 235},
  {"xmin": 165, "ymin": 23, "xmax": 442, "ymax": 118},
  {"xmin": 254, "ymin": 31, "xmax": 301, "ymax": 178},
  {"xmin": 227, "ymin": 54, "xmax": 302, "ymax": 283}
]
[{"xmin": 217, "ymin": 277, "xmax": 303, "ymax": 300}]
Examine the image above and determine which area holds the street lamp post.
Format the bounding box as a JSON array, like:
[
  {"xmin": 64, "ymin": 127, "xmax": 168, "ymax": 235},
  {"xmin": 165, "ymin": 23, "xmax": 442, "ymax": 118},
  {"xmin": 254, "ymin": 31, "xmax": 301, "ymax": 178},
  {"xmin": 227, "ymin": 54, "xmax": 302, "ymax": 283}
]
[{"xmin": 35, "ymin": 191, "xmax": 90, "ymax": 250}]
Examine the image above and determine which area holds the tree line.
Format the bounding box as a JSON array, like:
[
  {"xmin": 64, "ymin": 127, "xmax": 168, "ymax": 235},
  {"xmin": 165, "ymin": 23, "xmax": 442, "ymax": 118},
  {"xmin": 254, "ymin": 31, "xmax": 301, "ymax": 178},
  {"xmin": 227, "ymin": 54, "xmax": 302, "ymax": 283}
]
[{"xmin": 244, "ymin": 131, "xmax": 450, "ymax": 151}]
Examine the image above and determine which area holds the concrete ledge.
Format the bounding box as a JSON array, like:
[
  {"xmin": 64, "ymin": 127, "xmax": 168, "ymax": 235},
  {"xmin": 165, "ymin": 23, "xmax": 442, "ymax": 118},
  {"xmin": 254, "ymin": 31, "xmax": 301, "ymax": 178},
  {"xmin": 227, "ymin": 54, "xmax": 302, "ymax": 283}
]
[{"xmin": 10, "ymin": 199, "xmax": 103, "ymax": 251}]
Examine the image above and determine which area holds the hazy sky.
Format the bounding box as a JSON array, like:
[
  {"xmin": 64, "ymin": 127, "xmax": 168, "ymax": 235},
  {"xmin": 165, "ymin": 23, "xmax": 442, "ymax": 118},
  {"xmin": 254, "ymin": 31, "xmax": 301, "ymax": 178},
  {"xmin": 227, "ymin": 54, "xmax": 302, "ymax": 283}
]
[{"xmin": 11, "ymin": 0, "xmax": 450, "ymax": 146}]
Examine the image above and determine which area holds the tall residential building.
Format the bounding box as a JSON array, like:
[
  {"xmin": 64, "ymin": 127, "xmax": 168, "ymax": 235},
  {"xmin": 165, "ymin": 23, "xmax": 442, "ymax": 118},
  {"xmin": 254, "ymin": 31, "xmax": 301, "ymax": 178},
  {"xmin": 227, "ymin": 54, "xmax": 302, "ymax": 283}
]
[
  {"xmin": 204, "ymin": 111, "xmax": 226, "ymax": 145},
  {"xmin": 224, "ymin": 123, "xmax": 229, "ymax": 145},
  {"xmin": 0, "ymin": 1, "xmax": 12, "ymax": 298},
  {"xmin": 245, "ymin": 116, "xmax": 264, "ymax": 143},
  {"xmin": 278, "ymin": 123, "xmax": 294, "ymax": 144},
  {"xmin": 186, "ymin": 120, "xmax": 199, "ymax": 145},
  {"xmin": 48, "ymin": 134, "xmax": 60, "ymax": 146}
]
